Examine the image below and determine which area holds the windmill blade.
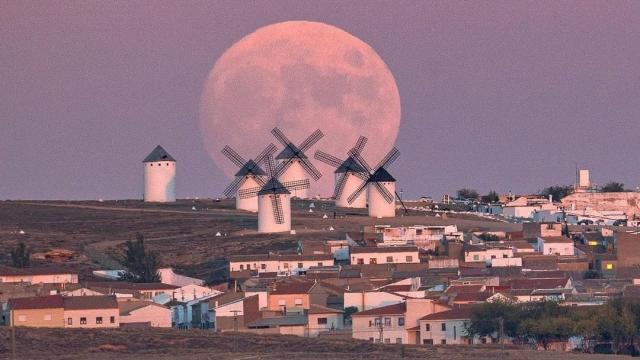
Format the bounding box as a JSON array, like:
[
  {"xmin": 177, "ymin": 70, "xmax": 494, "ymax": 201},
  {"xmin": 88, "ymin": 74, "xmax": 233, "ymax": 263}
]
[
  {"xmin": 374, "ymin": 181, "xmax": 395, "ymax": 204},
  {"xmin": 352, "ymin": 136, "xmax": 368, "ymax": 156},
  {"xmin": 347, "ymin": 181, "xmax": 368, "ymax": 204},
  {"xmin": 223, "ymin": 176, "xmax": 247, "ymax": 198},
  {"xmin": 221, "ymin": 145, "xmax": 247, "ymax": 168},
  {"xmin": 298, "ymin": 129, "xmax": 324, "ymax": 153},
  {"xmin": 254, "ymin": 176, "xmax": 266, "ymax": 187},
  {"xmin": 351, "ymin": 170, "xmax": 369, "ymax": 182},
  {"xmin": 263, "ymin": 154, "xmax": 277, "ymax": 178},
  {"xmin": 254, "ymin": 143, "xmax": 277, "ymax": 165},
  {"xmin": 283, "ymin": 179, "xmax": 311, "ymax": 191},
  {"xmin": 270, "ymin": 195, "xmax": 285, "ymax": 224},
  {"xmin": 275, "ymin": 158, "xmax": 294, "ymax": 178},
  {"xmin": 271, "ymin": 127, "xmax": 293, "ymax": 147},
  {"xmin": 238, "ymin": 186, "xmax": 261, "ymax": 199},
  {"xmin": 314, "ymin": 150, "xmax": 343, "ymax": 168},
  {"xmin": 348, "ymin": 148, "xmax": 372, "ymax": 174},
  {"xmin": 396, "ymin": 191, "xmax": 410, "ymax": 215},
  {"xmin": 334, "ymin": 173, "xmax": 349, "ymax": 199},
  {"xmin": 299, "ymin": 157, "xmax": 322, "ymax": 181},
  {"xmin": 375, "ymin": 147, "xmax": 400, "ymax": 170}
]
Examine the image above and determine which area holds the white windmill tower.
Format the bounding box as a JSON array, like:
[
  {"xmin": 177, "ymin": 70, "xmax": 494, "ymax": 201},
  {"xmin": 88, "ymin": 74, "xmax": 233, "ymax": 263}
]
[
  {"xmin": 238, "ymin": 154, "xmax": 310, "ymax": 233},
  {"xmin": 271, "ymin": 127, "xmax": 324, "ymax": 199},
  {"xmin": 314, "ymin": 136, "xmax": 369, "ymax": 208},
  {"xmin": 221, "ymin": 143, "xmax": 277, "ymax": 212},
  {"xmin": 143, "ymin": 145, "xmax": 176, "ymax": 203},
  {"xmin": 346, "ymin": 146, "xmax": 404, "ymax": 218}
]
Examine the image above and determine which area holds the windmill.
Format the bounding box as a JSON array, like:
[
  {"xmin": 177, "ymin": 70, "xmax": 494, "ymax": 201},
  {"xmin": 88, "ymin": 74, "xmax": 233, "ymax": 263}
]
[
  {"xmin": 238, "ymin": 154, "xmax": 310, "ymax": 233},
  {"xmin": 221, "ymin": 143, "xmax": 277, "ymax": 212},
  {"xmin": 346, "ymin": 140, "xmax": 402, "ymax": 218},
  {"xmin": 314, "ymin": 136, "xmax": 369, "ymax": 208},
  {"xmin": 271, "ymin": 127, "xmax": 324, "ymax": 198}
]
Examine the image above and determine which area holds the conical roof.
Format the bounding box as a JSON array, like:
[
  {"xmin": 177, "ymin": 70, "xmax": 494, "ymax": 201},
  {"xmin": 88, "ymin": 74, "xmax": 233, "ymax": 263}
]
[
  {"xmin": 258, "ymin": 178, "xmax": 291, "ymax": 195},
  {"xmin": 275, "ymin": 143, "xmax": 307, "ymax": 160},
  {"xmin": 369, "ymin": 167, "xmax": 396, "ymax": 182},
  {"xmin": 335, "ymin": 156, "xmax": 366, "ymax": 174},
  {"xmin": 143, "ymin": 145, "xmax": 175, "ymax": 163},
  {"xmin": 235, "ymin": 159, "xmax": 266, "ymax": 177}
]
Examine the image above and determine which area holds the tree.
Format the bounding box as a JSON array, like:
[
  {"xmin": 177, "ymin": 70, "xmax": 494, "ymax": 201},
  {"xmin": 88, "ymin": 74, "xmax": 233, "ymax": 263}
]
[
  {"xmin": 343, "ymin": 306, "xmax": 359, "ymax": 325},
  {"xmin": 601, "ymin": 182, "xmax": 625, "ymax": 193},
  {"xmin": 478, "ymin": 233, "xmax": 499, "ymax": 242},
  {"xmin": 466, "ymin": 301, "xmax": 521, "ymax": 340},
  {"xmin": 481, "ymin": 190, "xmax": 500, "ymax": 204},
  {"xmin": 540, "ymin": 185, "xmax": 573, "ymax": 202},
  {"xmin": 456, "ymin": 188, "xmax": 479, "ymax": 201},
  {"xmin": 121, "ymin": 233, "xmax": 160, "ymax": 283},
  {"xmin": 583, "ymin": 269, "xmax": 600, "ymax": 279},
  {"xmin": 10, "ymin": 242, "xmax": 30, "ymax": 268}
]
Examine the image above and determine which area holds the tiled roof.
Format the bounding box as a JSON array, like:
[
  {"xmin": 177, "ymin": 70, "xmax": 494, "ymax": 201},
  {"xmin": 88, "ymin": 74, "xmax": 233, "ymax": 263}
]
[
  {"xmin": 540, "ymin": 236, "xmax": 574, "ymax": 244},
  {"xmin": 509, "ymin": 278, "xmax": 569, "ymax": 290},
  {"xmin": 308, "ymin": 304, "xmax": 343, "ymax": 314},
  {"xmin": 271, "ymin": 281, "xmax": 316, "ymax": 295},
  {"xmin": 352, "ymin": 302, "xmax": 406, "ymax": 317},
  {"xmin": 8, "ymin": 295, "xmax": 64, "ymax": 310},
  {"xmin": 85, "ymin": 281, "xmax": 178, "ymax": 291},
  {"xmin": 420, "ymin": 306, "xmax": 475, "ymax": 321},
  {"xmin": 350, "ymin": 246, "xmax": 418, "ymax": 254},
  {"xmin": 229, "ymin": 254, "xmax": 333, "ymax": 262},
  {"xmin": 63, "ymin": 295, "xmax": 118, "ymax": 310},
  {"xmin": 452, "ymin": 292, "xmax": 492, "ymax": 302},
  {"xmin": 445, "ymin": 285, "xmax": 484, "ymax": 294},
  {"xmin": 119, "ymin": 300, "xmax": 165, "ymax": 315},
  {"xmin": 0, "ymin": 266, "xmax": 76, "ymax": 276}
]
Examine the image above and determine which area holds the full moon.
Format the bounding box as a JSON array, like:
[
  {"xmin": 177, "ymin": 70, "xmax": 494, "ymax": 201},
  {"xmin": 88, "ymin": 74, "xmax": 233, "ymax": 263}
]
[{"xmin": 199, "ymin": 21, "xmax": 401, "ymax": 196}]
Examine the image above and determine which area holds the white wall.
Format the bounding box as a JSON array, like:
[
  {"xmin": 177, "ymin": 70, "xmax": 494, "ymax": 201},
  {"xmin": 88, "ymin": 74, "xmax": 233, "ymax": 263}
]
[
  {"xmin": 144, "ymin": 161, "xmax": 176, "ymax": 203},
  {"xmin": 350, "ymin": 251, "xmax": 419, "ymax": 265},
  {"xmin": 344, "ymin": 292, "xmax": 405, "ymax": 312}
]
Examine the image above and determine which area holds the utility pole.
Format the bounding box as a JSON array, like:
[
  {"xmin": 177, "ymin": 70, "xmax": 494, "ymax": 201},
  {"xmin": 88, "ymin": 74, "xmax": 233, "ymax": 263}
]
[
  {"xmin": 230, "ymin": 310, "xmax": 242, "ymax": 353},
  {"xmin": 11, "ymin": 326, "xmax": 16, "ymax": 360},
  {"xmin": 498, "ymin": 317, "xmax": 504, "ymax": 351},
  {"xmin": 377, "ymin": 316, "xmax": 384, "ymax": 343}
]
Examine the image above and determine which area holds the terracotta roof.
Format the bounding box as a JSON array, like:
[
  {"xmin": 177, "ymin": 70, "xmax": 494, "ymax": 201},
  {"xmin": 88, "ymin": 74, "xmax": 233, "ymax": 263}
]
[
  {"xmin": 308, "ymin": 304, "xmax": 343, "ymax": 314},
  {"xmin": 380, "ymin": 284, "xmax": 412, "ymax": 292},
  {"xmin": 118, "ymin": 300, "xmax": 166, "ymax": 315},
  {"xmin": 540, "ymin": 236, "xmax": 574, "ymax": 244},
  {"xmin": 8, "ymin": 295, "xmax": 64, "ymax": 310},
  {"xmin": 271, "ymin": 281, "xmax": 316, "ymax": 295},
  {"xmin": 352, "ymin": 302, "xmax": 406, "ymax": 317},
  {"xmin": 85, "ymin": 281, "xmax": 178, "ymax": 291},
  {"xmin": 229, "ymin": 254, "xmax": 333, "ymax": 262},
  {"xmin": 509, "ymin": 278, "xmax": 569, "ymax": 290},
  {"xmin": 445, "ymin": 285, "xmax": 484, "ymax": 294},
  {"xmin": 452, "ymin": 292, "xmax": 492, "ymax": 302},
  {"xmin": 0, "ymin": 266, "xmax": 76, "ymax": 276},
  {"xmin": 420, "ymin": 306, "xmax": 475, "ymax": 321},
  {"xmin": 350, "ymin": 246, "xmax": 418, "ymax": 254},
  {"xmin": 63, "ymin": 295, "xmax": 118, "ymax": 310}
]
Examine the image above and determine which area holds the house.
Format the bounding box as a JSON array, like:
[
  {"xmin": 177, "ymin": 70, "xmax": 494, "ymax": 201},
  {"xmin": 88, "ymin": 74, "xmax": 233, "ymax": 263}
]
[
  {"xmin": 7, "ymin": 295, "xmax": 65, "ymax": 327},
  {"xmin": 63, "ymin": 295, "xmax": 119, "ymax": 328},
  {"xmin": 463, "ymin": 245, "xmax": 513, "ymax": 265},
  {"xmin": 246, "ymin": 315, "xmax": 308, "ymax": 336},
  {"xmin": 351, "ymin": 298, "xmax": 450, "ymax": 344},
  {"xmin": 508, "ymin": 278, "xmax": 573, "ymax": 302},
  {"xmin": 210, "ymin": 293, "xmax": 260, "ymax": 331},
  {"xmin": 350, "ymin": 246, "xmax": 420, "ymax": 265},
  {"xmin": 344, "ymin": 290, "xmax": 406, "ymax": 312},
  {"xmin": 373, "ymin": 225, "xmax": 461, "ymax": 250},
  {"xmin": 0, "ymin": 266, "xmax": 78, "ymax": 285},
  {"xmin": 522, "ymin": 222, "xmax": 563, "ymax": 239},
  {"xmin": 502, "ymin": 196, "xmax": 556, "ymax": 219},
  {"xmin": 307, "ymin": 304, "xmax": 344, "ymax": 337},
  {"xmin": 167, "ymin": 284, "xmax": 221, "ymax": 302},
  {"xmin": 157, "ymin": 268, "xmax": 204, "ymax": 287},
  {"xmin": 615, "ymin": 232, "xmax": 640, "ymax": 268},
  {"xmin": 537, "ymin": 236, "xmax": 575, "ymax": 256},
  {"xmin": 267, "ymin": 280, "xmax": 315, "ymax": 312},
  {"xmin": 419, "ymin": 306, "xmax": 491, "ymax": 345},
  {"xmin": 118, "ymin": 300, "xmax": 171, "ymax": 327},
  {"xmin": 84, "ymin": 281, "xmax": 178, "ymax": 300},
  {"xmin": 61, "ymin": 288, "xmax": 105, "ymax": 297},
  {"xmin": 229, "ymin": 254, "xmax": 334, "ymax": 275}
]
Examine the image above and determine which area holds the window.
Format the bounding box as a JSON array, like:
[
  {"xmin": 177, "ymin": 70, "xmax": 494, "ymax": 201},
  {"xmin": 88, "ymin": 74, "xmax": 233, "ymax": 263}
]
[
  {"xmin": 386, "ymin": 256, "xmax": 393, "ymax": 263},
  {"xmin": 357, "ymin": 258, "xmax": 364, "ymax": 265},
  {"xmin": 317, "ymin": 317, "xmax": 327, "ymax": 325},
  {"xmin": 96, "ymin": 317, "xmax": 103, "ymax": 324},
  {"xmin": 607, "ymin": 263, "xmax": 614, "ymax": 270},
  {"xmin": 491, "ymin": 255, "xmax": 496, "ymax": 259},
  {"xmin": 473, "ymin": 255, "xmax": 479, "ymax": 261},
  {"xmin": 375, "ymin": 338, "xmax": 381, "ymax": 343},
  {"xmin": 441, "ymin": 323, "xmax": 446, "ymax": 331},
  {"xmin": 396, "ymin": 338, "xmax": 402, "ymax": 344},
  {"xmin": 503, "ymin": 254, "xmax": 508, "ymax": 258},
  {"xmin": 441, "ymin": 339, "xmax": 447, "ymax": 344},
  {"xmin": 317, "ymin": 262, "xmax": 322, "ymax": 267},
  {"xmin": 247, "ymin": 263, "xmax": 251, "ymax": 269},
  {"xmin": 110, "ymin": 316, "xmax": 115, "ymax": 324},
  {"xmin": 384, "ymin": 338, "xmax": 390, "ymax": 344},
  {"xmin": 158, "ymin": 163, "xmax": 161, "ymax": 166},
  {"xmin": 369, "ymin": 320, "xmax": 373, "ymax": 327},
  {"xmin": 278, "ymin": 300, "xmax": 286, "ymax": 306},
  {"xmin": 481, "ymin": 338, "xmax": 487, "ymax": 344},
  {"xmin": 298, "ymin": 263, "xmax": 303, "ymax": 268},
  {"xmin": 425, "ymin": 323, "xmax": 430, "ymax": 331},
  {"xmin": 239, "ymin": 264, "xmax": 244, "ymax": 270},
  {"xmin": 369, "ymin": 337, "xmax": 374, "ymax": 342},
  {"xmin": 67, "ymin": 318, "xmax": 72, "ymax": 325},
  {"xmin": 398, "ymin": 317, "xmax": 405, "ymax": 326},
  {"xmin": 423, "ymin": 339, "xmax": 433, "ymax": 345},
  {"xmin": 384, "ymin": 317, "xmax": 391, "ymax": 326},
  {"xmin": 80, "ymin": 317, "xmax": 87, "ymax": 325},
  {"xmin": 18, "ymin": 315, "xmax": 26, "ymax": 322},
  {"xmin": 416, "ymin": 229, "xmax": 423, "ymax": 235},
  {"xmin": 294, "ymin": 298, "xmax": 303, "ymax": 306},
  {"xmin": 406, "ymin": 256, "xmax": 413, "ymax": 262},
  {"xmin": 44, "ymin": 314, "xmax": 52, "ymax": 321},
  {"xmin": 374, "ymin": 318, "xmax": 381, "ymax": 327},
  {"xmin": 260, "ymin": 264, "xmax": 266, "ymax": 270}
]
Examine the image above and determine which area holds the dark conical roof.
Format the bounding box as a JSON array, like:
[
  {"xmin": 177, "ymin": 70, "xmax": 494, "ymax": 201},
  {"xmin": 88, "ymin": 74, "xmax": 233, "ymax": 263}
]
[
  {"xmin": 143, "ymin": 145, "xmax": 175, "ymax": 163},
  {"xmin": 335, "ymin": 156, "xmax": 366, "ymax": 174},
  {"xmin": 275, "ymin": 143, "xmax": 307, "ymax": 160},
  {"xmin": 369, "ymin": 167, "xmax": 396, "ymax": 182},
  {"xmin": 258, "ymin": 178, "xmax": 291, "ymax": 195},
  {"xmin": 235, "ymin": 159, "xmax": 266, "ymax": 177}
]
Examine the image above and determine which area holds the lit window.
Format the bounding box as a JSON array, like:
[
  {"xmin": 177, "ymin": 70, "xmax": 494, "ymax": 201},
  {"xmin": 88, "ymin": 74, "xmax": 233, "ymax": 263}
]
[{"xmin": 606, "ymin": 263, "xmax": 614, "ymax": 270}]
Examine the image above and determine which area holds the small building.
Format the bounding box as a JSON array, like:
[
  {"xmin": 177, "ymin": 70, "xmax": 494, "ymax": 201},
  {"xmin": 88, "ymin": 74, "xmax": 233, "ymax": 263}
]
[
  {"xmin": 119, "ymin": 300, "xmax": 171, "ymax": 327},
  {"xmin": 350, "ymin": 246, "xmax": 420, "ymax": 265},
  {"xmin": 0, "ymin": 266, "xmax": 78, "ymax": 285},
  {"xmin": 229, "ymin": 254, "xmax": 334, "ymax": 275},
  {"xmin": 63, "ymin": 295, "xmax": 119, "ymax": 328},
  {"xmin": 537, "ymin": 236, "xmax": 575, "ymax": 256},
  {"xmin": 7, "ymin": 295, "xmax": 65, "ymax": 327},
  {"xmin": 463, "ymin": 245, "xmax": 514, "ymax": 265},
  {"xmin": 522, "ymin": 222, "xmax": 563, "ymax": 239},
  {"xmin": 307, "ymin": 304, "xmax": 344, "ymax": 337},
  {"xmin": 419, "ymin": 306, "xmax": 481, "ymax": 345}
]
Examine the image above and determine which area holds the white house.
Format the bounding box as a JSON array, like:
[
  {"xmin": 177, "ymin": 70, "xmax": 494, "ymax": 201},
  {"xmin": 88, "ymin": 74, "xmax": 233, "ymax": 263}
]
[
  {"xmin": 350, "ymin": 246, "xmax": 420, "ymax": 265},
  {"xmin": 344, "ymin": 291, "xmax": 406, "ymax": 312},
  {"xmin": 229, "ymin": 254, "xmax": 334, "ymax": 275},
  {"xmin": 119, "ymin": 301, "xmax": 171, "ymax": 327},
  {"xmin": 463, "ymin": 245, "xmax": 514, "ymax": 265},
  {"xmin": 307, "ymin": 304, "xmax": 344, "ymax": 337},
  {"xmin": 537, "ymin": 236, "xmax": 575, "ymax": 256},
  {"xmin": 419, "ymin": 306, "xmax": 491, "ymax": 345}
]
